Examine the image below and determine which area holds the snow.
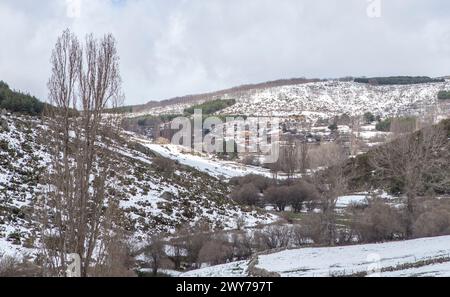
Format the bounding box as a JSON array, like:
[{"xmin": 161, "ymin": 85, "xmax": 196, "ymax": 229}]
[
  {"xmin": 181, "ymin": 260, "xmax": 249, "ymax": 277},
  {"xmin": 221, "ymin": 80, "xmax": 450, "ymax": 121},
  {"xmin": 336, "ymin": 192, "xmax": 395, "ymax": 208},
  {"xmin": 256, "ymin": 235, "xmax": 450, "ymax": 277},
  {"xmin": 134, "ymin": 138, "xmax": 275, "ymax": 179},
  {"xmin": 0, "ymin": 114, "xmax": 278, "ymax": 259},
  {"xmin": 336, "ymin": 195, "xmax": 367, "ymax": 208},
  {"xmin": 132, "ymin": 80, "xmax": 450, "ymax": 125},
  {"xmin": 183, "ymin": 235, "xmax": 450, "ymax": 277}
]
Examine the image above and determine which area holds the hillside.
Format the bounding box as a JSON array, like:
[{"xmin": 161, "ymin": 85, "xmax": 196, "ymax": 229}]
[
  {"xmin": 0, "ymin": 81, "xmax": 45, "ymax": 115},
  {"xmin": 0, "ymin": 113, "xmax": 275, "ymax": 257},
  {"xmin": 130, "ymin": 79, "xmax": 450, "ymax": 122},
  {"xmin": 221, "ymin": 80, "xmax": 450, "ymax": 120},
  {"xmin": 130, "ymin": 78, "xmax": 321, "ymax": 113}
]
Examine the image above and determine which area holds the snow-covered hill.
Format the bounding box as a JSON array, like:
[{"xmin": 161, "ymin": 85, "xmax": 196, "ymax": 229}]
[
  {"xmin": 0, "ymin": 114, "xmax": 275, "ymax": 257},
  {"xmin": 221, "ymin": 80, "xmax": 450, "ymax": 120},
  {"xmin": 133, "ymin": 80, "xmax": 450, "ymax": 122},
  {"xmin": 182, "ymin": 235, "xmax": 450, "ymax": 277}
]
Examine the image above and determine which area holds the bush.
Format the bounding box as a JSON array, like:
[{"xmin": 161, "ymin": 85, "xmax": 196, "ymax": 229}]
[
  {"xmin": 230, "ymin": 183, "xmax": 261, "ymax": 206},
  {"xmin": 230, "ymin": 174, "xmax": 272, "ymax": 193},
  {"xmin": 264, "ymin": 186, "xmax": 289, "ymax": 211},
  {"xmin": 230, "ymin": 232, "xmax": 254, "ymax": 260},
  {"xmin": 0, "ymin": 255, "xmax": 42, "ymax": 277},
  {"xmin": 255, "ymin": 225, "xmax": 291, "ymax": 250},
  {"xmin": 288, "ymin": 181, "xmax": 319, "ymax": 213},
  {"xmin": 178, "ymin": 223, "xmax": 212, "ymax": 269},
  {"xmin": 144, "ymin": 235, "xmax": 167, "ymax": 276},
  {"xmin": 363, "ymin": 112, "xmax": 375, "ymax": 124},
  {"xmin": 291, "ymin": 225, "xmax": 313, "ymax": 246},
  {"xmin": 328, "ymin": 123, "xmax": 338, "ymax": 131},
  {"xmin": 296, "ymin": 214, "xmax": 323, "ymax": 244},
  {"xmin": 349, "ymin": 199, "xmax": 405, "ymax": 243},
  {"xmin": 198, "ymin": 237, "xmax": 233, "ymax": 266},
  {"xmin": 153, "ymin": 156, "xmax": 176, "ymax": 174},
  {"xmin": 437, "ymin": 91, "xmax": 450, "ymax": 100},
  {"xmin": 413, "ymin": 209, "xmax": 450, "ymax": 238},
  {"xmin": 375, "ymin": 118, "xmax": 391, "ymax": 132}
]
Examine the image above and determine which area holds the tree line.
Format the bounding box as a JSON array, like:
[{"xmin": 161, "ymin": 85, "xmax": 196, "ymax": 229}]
[
  {"xmin": 0, "ymin": 80, "xmax": 46, "ymax": 115},
  {"xmin": 354, "ymin": 76, "xmax": 445, "ymax": 85}
]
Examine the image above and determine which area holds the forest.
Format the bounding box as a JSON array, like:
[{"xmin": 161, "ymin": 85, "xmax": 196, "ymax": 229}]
[
  {"xmin": 0, "ymin": 80, "xmax": 45, "ymax": 115},
  {"xmin": 354, "ymin": 76, "xmax": 445, "ymax": 85}
]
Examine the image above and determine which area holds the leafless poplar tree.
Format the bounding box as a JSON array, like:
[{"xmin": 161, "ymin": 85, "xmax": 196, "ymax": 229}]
[
  {"xmin": 280, "ymin": 140, "xmax": 299, "ymax": 181},
  {"xmin": 312, "ymin": 143, "xmax": 349, "ymax": 245},
  {"xmin": 41, "ymin": 29, "xmax": 124, "ymax": 276}
]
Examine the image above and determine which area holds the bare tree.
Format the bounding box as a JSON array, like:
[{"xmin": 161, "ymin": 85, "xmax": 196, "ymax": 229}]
[
  {"xmin": 298, "ymin": 140, "xmax": 310, "ymax": 174},
  {"xmin": 370, "ymin": 122, "xmax": 449, "ymax": 237},
  {"xmin": 264, "ymin": 186, "xmax": 289, "ymax": 212},
  {"xmin": 41, "ymin": 29, "xmax": 123, "ymax": 276},
  {"xmin": 230, "ymin": 232, "xmax": 254, "ymax": 260},
  {"xmin": 255, "ymin": 225, "xmax": 291, "ymax": 250},
  {"xmin": 145, "ymin": 234, "xmax": 167, "ymax": 276},
  {"xmin": 288, "ymin": 181, "xmax": 319, "ymax": 213},
  {"xmin": 280, "ymin": 138, "xmax": 299, "ymax": 181},
  {"xmin": 167, "ymin": 237, "xmax": 185, "ymax": 270},
  {"xmin": 265, "ymin": 159, "xmax": 281, "ymax": 180},
  {"xmin": 198, "ymin": 235, "xmax": 233, "ymax": 266},
  {"xmin": 312, "ymin": 143, "xmax": 349, "ymax": 246},
  {"xmin": 349, "ymin": 198, "xmax": 405, "ymax": 243},
  {"xmin": 349, "ymin": 116, "xmax": 362, "ymax": 156},
  {"xmin": 230, "ymin": 183, "xmax": 260, "ymax": 206},
  {"xmin": 176, "ymin": 223, "xmax": 211, "ymax": 269}
]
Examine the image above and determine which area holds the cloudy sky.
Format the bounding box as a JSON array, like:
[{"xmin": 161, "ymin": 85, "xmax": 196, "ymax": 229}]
[{"xmin": 0, "ymin": 0, "xmax": 449, "ymax": 105}]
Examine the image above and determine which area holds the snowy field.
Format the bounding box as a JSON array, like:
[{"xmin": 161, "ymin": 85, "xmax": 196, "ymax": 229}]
[
  {"xmin": 182, "ymin": 235, "xmax": 450, "ymax": 277},
  {"xmin": 181, "ymin": 261, "xmax": 250, "ymax": 277},
  {"xmin": 134, "ymin": 137, "xmax": 275, "ymax": 179}
]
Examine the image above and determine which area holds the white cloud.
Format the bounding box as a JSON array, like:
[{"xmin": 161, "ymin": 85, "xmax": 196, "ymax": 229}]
[{"xmin": 0, "ymin": 0, "xmax": 449, "ymax": 105}]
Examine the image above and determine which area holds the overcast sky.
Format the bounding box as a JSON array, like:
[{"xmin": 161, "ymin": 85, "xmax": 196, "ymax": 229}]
[{"xmin": 0, "ymin": 0, "xmax": 449, "ymax": 105}]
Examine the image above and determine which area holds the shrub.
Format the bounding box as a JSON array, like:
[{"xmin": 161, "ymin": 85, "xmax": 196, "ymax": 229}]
[
  {"xmin": 349, "ymin": 199, "xmax": 405, "ymax": 243},
  {"xmin": 328, "ymin": 123, "xmax": 338, "ymax": 132},
  {"xmin": 230, "ymin": 232, "xmax": 254, "ymax": 260},
  {"xmin": 296, "ymin": 214, "xmax": 323, "ymax": 244},
  {"xmin": 264, "ymin": 186, "xmax": 289, "ymax": 211},
  {"xmin": 437, "ymin": 90, "xmax": 450, "ymax": 100},
  {"xmin": 255, "ymin": 225, "xmax": 291, "ymax": 250},
  {"xmin": 288, "ymin": 181, "xmax": 319, "ymax": 213},
  {"xmin": 291, "ymin": 225, "xmax": 312, "ymax": 246},
  {"xmin": 375, "ymin": 118, "xmax": 391, "ymax": 132},
  {"xmin": 198, "ymin": 237, "xmax": 233, "ymax": 266},
  {"xmin": 363, "ymin": 112, "xmax": 376, "ymax": 124},
  {"xmin": 0, "ymin": 255, "xmax": 42, "ymax": 277},
  {"xmin": 152, "ymin": 156, "xmax": 176, "ymax": 174},
  {"xmin": 230, "ymin": 183, "xmax": 261, "ymax": 206},
  {"xmin": 144, "ymin": 235, "xmax": 167, "ymax": 276},
  {"xmin": 413, "ymin": 209, "xmax": 450, "ymax": 238},
  {"xmin": 230, "ymin": 174, "xmax": 272, "ymax": 193}
]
